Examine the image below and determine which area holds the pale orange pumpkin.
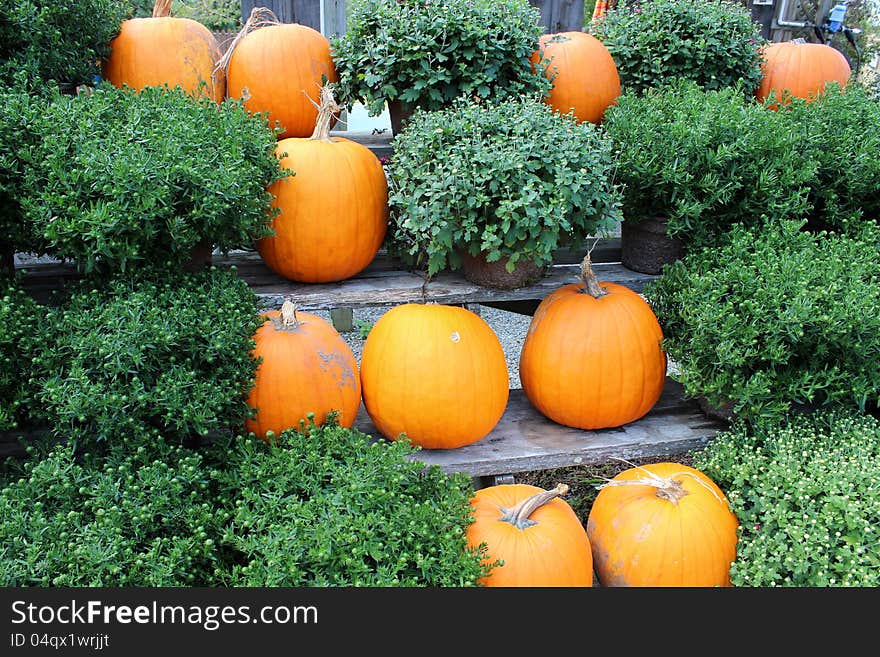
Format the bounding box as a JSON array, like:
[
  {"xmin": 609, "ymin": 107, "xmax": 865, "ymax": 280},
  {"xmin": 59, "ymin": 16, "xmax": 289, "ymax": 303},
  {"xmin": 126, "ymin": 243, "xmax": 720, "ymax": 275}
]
[
  {"xmin": 245, "ymin": 299, "xmax": 361, "ymax": 440},
  {"xmin": 467, "ymin": 483, "xmax": 594, "ymax": 587},
  {"xmin": 225, "ymin": 11, "xmax": 337, "ymax": 139},
  {"xmin": 103, "ymin": 0, "xmax": 224, "ymax": 102},
  {"xmin": 756, "ymin": 40, "xmax": 851, "ymax": 107},
  {"xmin": 586, "ymin": 462, "xmax": 739, "ymax": 587},
  {"xmin": 519, "ymin": 255, "xmax": 666, "ymax": 430},
  {"xmin": 257, "ymin": 86, "xmax": 388, "ymax": 283},
  {"xmin": 531, "ymin": 31, "xmax": 621, "ymax": 124},
  {"xmin": 359, "ymin": 303, "xmax": 509, "ymax": 450}
]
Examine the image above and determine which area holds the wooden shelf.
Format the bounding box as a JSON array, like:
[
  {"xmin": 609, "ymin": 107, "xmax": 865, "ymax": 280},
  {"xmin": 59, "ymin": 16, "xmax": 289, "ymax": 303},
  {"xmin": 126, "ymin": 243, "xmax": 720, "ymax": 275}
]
[{"xmin": 353, "ymin": 379, "xmax": 725, "ymax": 478}]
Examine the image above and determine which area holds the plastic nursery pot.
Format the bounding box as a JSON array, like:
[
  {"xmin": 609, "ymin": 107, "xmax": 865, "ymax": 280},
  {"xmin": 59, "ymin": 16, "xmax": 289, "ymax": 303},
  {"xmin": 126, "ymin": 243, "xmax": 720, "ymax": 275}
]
[
  {"xmin": 620, "ymin": 216, "xmax": 684, "ymax": 275},
  {"xmin": 387, "ymin": 99, "xmax": 415, "ymax": 136},
  {"xmin": 460, "ymin": 251, "xmax": 546, "ymax": 290},
  {"xmin": 696, "ymin": 396, "xmax": 736, "ymax": 423}
]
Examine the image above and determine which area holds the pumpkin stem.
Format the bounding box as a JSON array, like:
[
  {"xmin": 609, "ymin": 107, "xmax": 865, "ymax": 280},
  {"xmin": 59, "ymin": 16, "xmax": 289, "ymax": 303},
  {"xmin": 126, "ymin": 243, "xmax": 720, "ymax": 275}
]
[
  {"xmin": 597, "ymin": 475, "xmax": 689, "ymax": 505},
  {"xmin": 499, "ymin": 483, "xmax": 569, "ymax": 530},
  {"xmin": 152, "ymin": 0, "xmax": 173, "ymax": 18},
  {"xmin": 275, "ymin": 299, "xmax": 302, "ymax": 331},
  {"xmin": 213, "ymin": 6, "xmax": 280, "ymax": 77},
  {"xmin": 579, "ymin": 249, "xmax": 608, "ymax": 298},
  {"xmin": 308, "ymin": 85, "xmax": 342, "ymax": 142}
]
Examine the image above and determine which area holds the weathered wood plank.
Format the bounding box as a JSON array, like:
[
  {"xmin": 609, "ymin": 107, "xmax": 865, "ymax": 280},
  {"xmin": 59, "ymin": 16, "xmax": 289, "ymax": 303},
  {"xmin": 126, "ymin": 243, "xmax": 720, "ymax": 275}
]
[
  {"xmin": 241, "ymin": 0, "xmax": 321, "ymax": 29},
  {"xmin": 529, "ymin": 0, "xmax": 586, "ymax": 33},
  {"xmin": 14, "ymin": 238, "xmax": 633, "ymax": 310},
  {"xmin": 353, "ymin": 380, "xmax": 725, "ymax": 477}
]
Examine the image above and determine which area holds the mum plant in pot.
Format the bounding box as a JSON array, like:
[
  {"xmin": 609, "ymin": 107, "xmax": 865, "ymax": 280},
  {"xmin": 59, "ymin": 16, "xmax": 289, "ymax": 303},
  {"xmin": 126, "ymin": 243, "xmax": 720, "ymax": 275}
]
[
  {"xmin": 604, "ymin": 79, "xmax": 814, "ymax": 273},
  {"xmin": 388, "ymin": 95, "xmax": 621, "ymax": 288},
  {"xmin": 331, "ymin": 0, "xmax": 549, "ymax": 135},
  {"xmin": 19, "ymin": 84, "xmax": 287, "ymax": 278}
]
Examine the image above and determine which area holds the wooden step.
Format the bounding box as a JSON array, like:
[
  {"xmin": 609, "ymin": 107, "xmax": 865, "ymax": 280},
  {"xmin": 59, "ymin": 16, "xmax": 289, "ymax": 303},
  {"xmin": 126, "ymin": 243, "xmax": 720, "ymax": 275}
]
[{"xmin": 353, "ymin": 379, "xmax": 725, "ymax": 478}]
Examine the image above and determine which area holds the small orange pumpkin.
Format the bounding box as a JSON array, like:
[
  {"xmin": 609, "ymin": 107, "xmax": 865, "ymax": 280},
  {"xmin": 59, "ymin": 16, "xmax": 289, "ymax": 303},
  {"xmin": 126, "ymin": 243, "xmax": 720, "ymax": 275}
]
[
  {"xmin": 531, "ymin": 31, "xmax": 621, "ymax": 124},
  {"xmin": 519, "ymin": 255, "xmax": 666, "ymax": 430},
  {"xmin": 467, "ymin": 483, "xmax": 594, "ymax": 587},
  {"xmin": 103, "ymin": 0, "xmax": 224, "ymax": 102},
  {"xmin": 257, "ymin": 86, "xmax": 388, "ymax": 283},
  {"xmin": 245, "ymin": 299, "xmax": 361, "ymax": 440},
  {"xmin": 225, "ymin": 9, "xmax": 338, "ymax": 138},
  {"xmin": 587, "ymin": 462, "xmax": 739, "ymax": 587},
  {"xmin": 756, "ymin": 40, "xmax": 851, "ymax": 107},
  {"xmin": 359, "ymin": 303, "xmax": 509, "ymax": 450}
]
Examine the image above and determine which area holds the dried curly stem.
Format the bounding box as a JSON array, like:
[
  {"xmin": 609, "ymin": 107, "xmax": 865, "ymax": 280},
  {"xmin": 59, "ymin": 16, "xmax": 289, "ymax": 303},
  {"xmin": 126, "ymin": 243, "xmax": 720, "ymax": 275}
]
[
  {"xmin": 596, "ymin": 457, "xmax": 726, "ymax": 507},
  {"xmin": 308, "ymin": 85, "xmax": 343, "ymax": 142},
  {"xmin": 499, "ymin": 483, "xmax": 570, "ymax": 530},
  {"xmin": 213, "ymin": 6, "xmax": 281, "ymax": 78},
  {"xmin": 579, "ymin": 238, "xmax": 608, "ymax": 298},
  {"xmin": 152, "ymin": 0, "xmax": 172, "ymax": 18}
]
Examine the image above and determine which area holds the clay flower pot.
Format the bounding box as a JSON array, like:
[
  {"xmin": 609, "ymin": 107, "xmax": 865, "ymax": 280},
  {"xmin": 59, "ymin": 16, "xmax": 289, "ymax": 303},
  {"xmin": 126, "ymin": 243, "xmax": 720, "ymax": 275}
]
[{"xmin": 460, "ymin": 251, "xmax": 546, "ymax": 290}]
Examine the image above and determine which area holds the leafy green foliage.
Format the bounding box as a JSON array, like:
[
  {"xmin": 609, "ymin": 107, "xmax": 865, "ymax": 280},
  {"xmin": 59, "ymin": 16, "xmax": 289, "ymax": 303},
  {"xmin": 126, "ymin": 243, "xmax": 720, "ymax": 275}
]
[
  {"xmin": 331, "ymin": 0, "xmax": 550, "ymax": 116},
  {"xmin": 590, "ymin": 0, "xmax": 766, "ymax": 96},
  {"xmin": 645, "ymin": 220, "xmax": 880, "ymax": 421},
  {"xmin": 216, "ymin": 419, "xmax": 494, "ymax": 586},
  {"xmin": 693, "ymin": 409, "xmax": 880, "ymax": 587},
  {"xmin": 389, "ymin": 96, "xmax": 621, "ymax": 274},
  {"xmin": 20, "ymin": 84, "xmax": 287, "ymax": 276},
  {"xmin": 0, "ymin": 280, "xmax": 44, "ymax": 432},
  {"xmin": 775, "ymin": 83, "xmax": 880, "ymax": 233},
  {"xmin": 36, "ymin": 268, "xmax": 264, "ymax": 447},
  {"xmin": 605, "ymin": 80, "xmax": 815, "ymax": 247},
  {"xmin": 0, "ymin": 0, "xmax": 127, "ymax": 86},
  {"xmin": 0, "ymin": 75, "xmax": 51, "ymax": 253},
  {"xmin": 0, "ymin": 437, "xmax": 226, "ymax": 586}
]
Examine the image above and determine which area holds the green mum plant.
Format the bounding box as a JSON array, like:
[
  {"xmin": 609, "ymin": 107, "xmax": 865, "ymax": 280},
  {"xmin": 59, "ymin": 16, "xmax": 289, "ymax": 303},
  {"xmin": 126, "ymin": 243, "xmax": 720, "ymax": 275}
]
[
  {"xmin": 389, "ymin": 95, "xmax": 622, "ymax": 275},
  {"xmin": 331, "ymin": 0, "xmax": 550, "ymax": 117},
  {"xmin": 20, "ymin": 84, "xmax": 288, "ymax": 276},
  {"xmin": 645, "ymin": 220, "xmax": 880, "ymax": 421},
  {"xmin": 215, "ymin": 418, "xmax": 496, "ymax": 586},
  {"xmin": 0, "ymin": 0, "xmax": 127, "ymax": 87},
  {"xmin": 604, "ymin": 79, "xmax": 815, "ymax": 249},
  {"xmin": 693, "ymin": 409, "xmax": 880, "ymax": 587},
  {"xmin": 36, "ymin": 268, "xmax": 264, "ymax": 447},
  {"xmin": 590, "ymin": 0, "xmax": 766, "ymax": 96}
]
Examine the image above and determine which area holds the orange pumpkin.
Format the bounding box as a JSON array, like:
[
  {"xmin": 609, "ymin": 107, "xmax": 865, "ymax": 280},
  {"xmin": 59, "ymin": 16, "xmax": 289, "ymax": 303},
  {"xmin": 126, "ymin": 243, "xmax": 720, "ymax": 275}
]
[
  {"xmin": 586, "ymin": 462, "xmax": 739, "ymax": 587},
  {"xmin": 245, "ymin": 299, "xmax": 361, "ymax": 440},
  {"xmin": 756, "ymin": 40, "xmax": 851, "ymax": 107},
  {"xmin": 467, "ymin": 483, "xmax": 594, "ymax": 587},
  {"xmin": 360, "ymin": 303, "xmax": 509, "ymax": 450},
  {"xmin": 519, "ymin": 255, "xmax": 666, "ymax": 430},
  {"xmin": 531, "ymin": 31, "xmax": 621, "ymax": 124},
  {"xmin": 103, "ymin": 0, "xmax": 224, "ymax": 102},
  {"xmin": 257, "ymin": 86, "xmax": 388, "ymax": 283},
  {"xmin": 226, "ymin": 14, "xmax": 337, "ymax": 139}
]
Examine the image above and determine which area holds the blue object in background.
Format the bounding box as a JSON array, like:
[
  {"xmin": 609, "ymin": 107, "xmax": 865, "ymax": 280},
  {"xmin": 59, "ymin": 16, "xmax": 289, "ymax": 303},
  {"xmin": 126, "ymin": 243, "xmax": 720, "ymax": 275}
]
[{"xmin": 827, "ymin": 3, "xmax": 848, "ymax": 33}]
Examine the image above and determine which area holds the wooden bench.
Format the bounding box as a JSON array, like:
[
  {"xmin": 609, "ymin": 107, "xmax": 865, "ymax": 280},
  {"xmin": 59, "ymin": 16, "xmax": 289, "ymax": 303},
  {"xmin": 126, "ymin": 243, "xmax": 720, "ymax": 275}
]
[{"xmin": 7, "ymin": 131, "xmax": 726, "ymax": 486}]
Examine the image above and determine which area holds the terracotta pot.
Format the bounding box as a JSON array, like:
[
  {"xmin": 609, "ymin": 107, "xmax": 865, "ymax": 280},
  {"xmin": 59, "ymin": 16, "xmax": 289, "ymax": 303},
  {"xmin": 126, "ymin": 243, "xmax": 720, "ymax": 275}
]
[
  {"xmin": 460, "ymin": 251, "xmax": 546, "ymax": 290},
  {"xmin": 620, "ymin": 216, "xmax": 683, "ymax": 275},
  {"xmin": 387, "ymin": 99, "xmax": 415, "ymax": 136}
]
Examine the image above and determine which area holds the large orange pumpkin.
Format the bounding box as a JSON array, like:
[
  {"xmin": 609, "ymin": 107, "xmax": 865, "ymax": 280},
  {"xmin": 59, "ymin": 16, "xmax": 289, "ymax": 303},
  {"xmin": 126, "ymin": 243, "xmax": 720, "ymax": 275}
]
[
  {"xmin": 225, "ymin": 13, "xmax": 337, "ymax": 139},
  {"xmin": 103, "ymin": 0, "xmax": 224, "ymax": 102},
  {"xmin": 360, "ymin": 304, "xmax": 509, "ymax": 450},
  {"xmin": 245, "ymin": 299, "xmax": 361, "ymax": 440},
  {"xmin": 519, "ymin": 255, "xmax": 666, "ymax": 430},
  {"xmin": 467, "ymin": 483, "xmax": 594, "ymax": 587},
  {"xmin": 756, "ymin": 40, "xmax": 851, "ymax": 106},
  {"xmin": 586, "ymin": 462, "xmax": 739, "ymax": 587},
  {"xmin": 257, "ymin": 86, "xmax": 388, "ymax": 283},
  {"xmin": 531, "ymin": 31, "xmax": 621, "ymax": 124}
]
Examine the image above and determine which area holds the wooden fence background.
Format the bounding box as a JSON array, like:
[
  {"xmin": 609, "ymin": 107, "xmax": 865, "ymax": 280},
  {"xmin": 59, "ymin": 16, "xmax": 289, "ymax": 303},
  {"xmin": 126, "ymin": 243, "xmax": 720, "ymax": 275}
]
[{"xmin": 240, "ymin": 0, "xmax": 587, "ymax": 35}]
